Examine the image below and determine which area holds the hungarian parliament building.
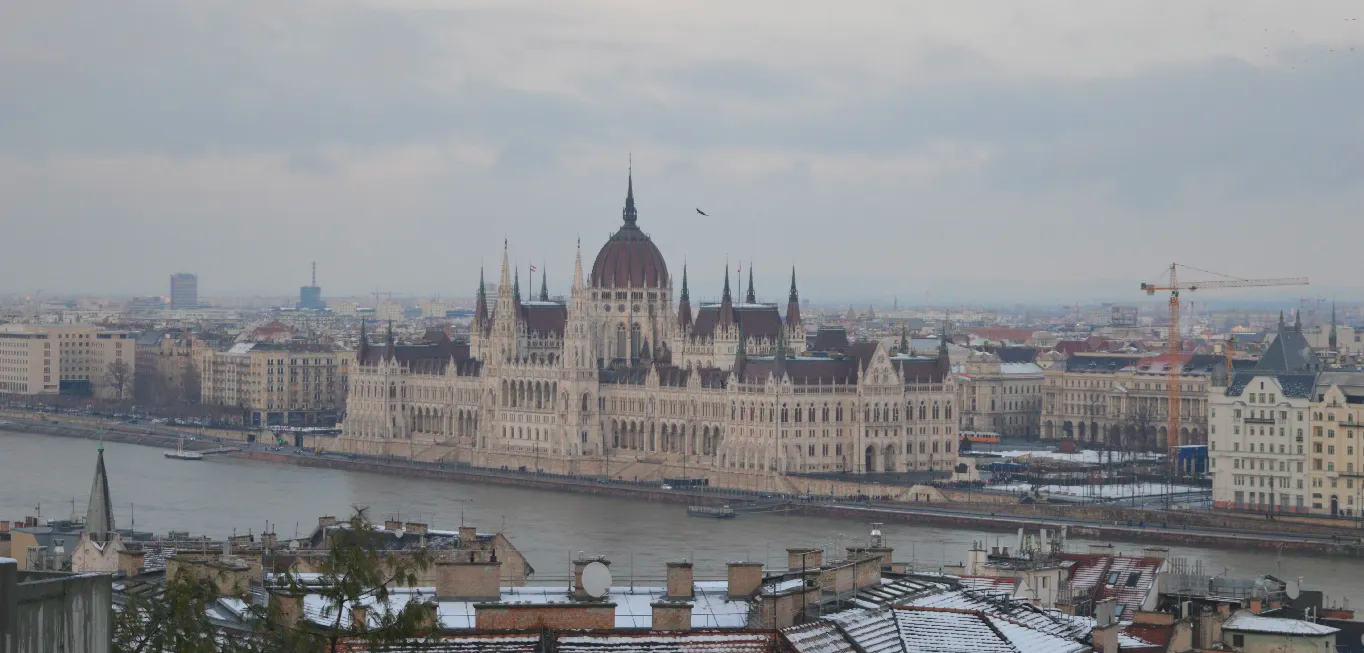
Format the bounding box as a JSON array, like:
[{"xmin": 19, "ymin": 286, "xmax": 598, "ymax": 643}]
[{"xmin": 336, "ymin": 174, "xmax": 960, "ymax": 490}]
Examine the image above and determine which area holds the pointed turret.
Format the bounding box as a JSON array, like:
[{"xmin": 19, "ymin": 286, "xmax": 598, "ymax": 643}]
[
  {"xmin": 1330, "ymin": 302, "xmax": 1338, "ymax": 351},
  {"xmin": 719, "ymin": 264, "xmax": 735, "ymax": 330},
  {"xmin": 475, "ymin": 269, "xmax": 490, "ymax": 331},
  {"xmin": 385, "ymin": 320, "xmax": 395, "ymax": 359},
  {"xmin": 513, "ymin": 268, "xmax": 521, "ymax": 304},
  {"xmin": 357, "ymin": 319, "xmax": 370, "ymax": 363},
  {"xmin": 900, "ymin": 324, "xmax": 909, "ymax": 354},
  {"xmin": 745, "ymin": 263, "xmax": 756, "ymax": 304},
  {"xmin": 1279, "ymin": 310, "xmax": 1286, "ymax": 331},
  {"xmin": 85, "ymin": 445, "xmax": 114, "ymax": 543},
  {"xmin": 677, "ymin": 263, "xmax": 693, "ymax": 331},
  {"xmin": 774, "ymin": 325, "xmax": 787, "ymax": 380},
  {"xmin": 938, "ymin": 315, "xmax": 951, "ymax": 377},
  {"xmin": 572, "ymin": 239, "xmax": 586, "ymax": 292},
  {"xmin": 785, "ymin": 267, "xmax": 801, "ymax": 327},
  {"xmin": 1294, "ymin": 309, "xmax": 1302, "ymax": 333},
  {"xmin": 539, "ymin": 267, "xmax": 549, "ymax": 301},
  {"xmin": 733, "ymin": 322, "xmax": 747, "ymax": 380}
]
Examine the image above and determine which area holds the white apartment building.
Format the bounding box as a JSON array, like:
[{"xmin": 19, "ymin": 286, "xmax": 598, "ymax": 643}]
[{"xmin": 1209, "ymin": 317, "xmax": 1322, "ymax": 513}]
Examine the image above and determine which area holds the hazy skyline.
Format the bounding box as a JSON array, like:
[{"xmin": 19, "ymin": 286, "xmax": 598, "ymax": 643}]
[{"xmin": 3, "ymin": 1, "xmax": 1362, "ymax": 303}]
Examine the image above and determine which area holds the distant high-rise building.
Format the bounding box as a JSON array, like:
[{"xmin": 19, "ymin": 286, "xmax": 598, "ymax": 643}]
[
  {"xmin": 169, "ymin": 273, "xmax": 198, "ymax": 309},
  {"xmin": 298, "ymin": 261, "xmax": 326, "ymax": 310}
]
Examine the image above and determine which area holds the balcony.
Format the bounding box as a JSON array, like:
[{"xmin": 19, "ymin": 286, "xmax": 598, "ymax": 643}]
[{"xmin": 1245, "ymin": 416, "xmax": 1275, "ymax": 425}]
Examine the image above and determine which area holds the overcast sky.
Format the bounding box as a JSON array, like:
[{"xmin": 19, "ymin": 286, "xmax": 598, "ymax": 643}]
[{"xmin": 3, "ymin": 1, "xmax": 1362, "ymax": 304}]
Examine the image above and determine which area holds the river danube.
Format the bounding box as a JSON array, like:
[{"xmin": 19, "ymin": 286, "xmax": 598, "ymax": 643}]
[{"xmin": 3, "ymin": 431, "xmax": 1361, "ymax": 605}]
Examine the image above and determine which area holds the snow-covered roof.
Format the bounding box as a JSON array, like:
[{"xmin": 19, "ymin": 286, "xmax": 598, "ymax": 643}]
[
  {"xmin": 797, "ymin": 606, "xmax": 1088, "ymax": 653},
  {"xmin": 299, "ymin": 583, "xmax": 752, "ymax": 631},
  {"xmin": 1000, "ymin": 363, "xmax": 1044, "ymax": 375},
  {"xmin": 1221, "ymin": 610, "xmax": 1340, "ymax": 636}
]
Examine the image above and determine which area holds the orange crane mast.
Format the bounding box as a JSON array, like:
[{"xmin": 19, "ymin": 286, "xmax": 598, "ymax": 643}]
[{"xmin": 1141, "ymin": 264, "xmax": 1308, "ymax": 455}]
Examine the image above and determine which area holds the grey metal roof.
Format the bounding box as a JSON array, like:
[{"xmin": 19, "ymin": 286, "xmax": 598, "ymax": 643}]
[{"xmin": 1255, "ymin": 329, "xmax": 1320, "ymax": 373}]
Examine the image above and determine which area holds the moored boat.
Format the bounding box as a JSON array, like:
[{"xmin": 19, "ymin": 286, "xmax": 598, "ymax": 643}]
[{"xmin": 687, "ymin": 505, "xmax": 736, "ymax": 519}]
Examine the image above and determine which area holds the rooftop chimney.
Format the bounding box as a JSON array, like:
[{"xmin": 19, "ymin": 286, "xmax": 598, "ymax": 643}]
[
  {"xmin": 651, "ymin": 601, "xmax": 693, "ymax": 631},
  {"xmin": 727, "ymin": 562, "xmax": 764, "ymax": 599},
  {"xmin": 435, "ymin": 560, "xmax": 502, "ymax": 601},
  {"xmin": 666, "ymin": 561, "xmax": 694, "ymax": 599},
  {"xmin": 787, "ymin": 548, "xmax": 823, "ymax": 571}
]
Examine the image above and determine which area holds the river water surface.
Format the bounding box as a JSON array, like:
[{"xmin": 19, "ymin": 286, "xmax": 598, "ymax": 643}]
[{"xmin": 2, "ymin": 430, "xmax": 1361, "ymax": 606}]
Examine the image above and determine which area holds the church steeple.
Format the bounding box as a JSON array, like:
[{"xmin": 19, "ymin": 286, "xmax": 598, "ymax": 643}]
[
  {"xmin": 86, "ymin": 444, "xmax": 114, "ymax": 543},
  {"xmin": 677, "ymin": 263, "xmax": 693, "ymax": 331},
  {"xmin": 513, "ymin": 268, "xmax": 521, "ymax": 303},
  {"xmin": 745, "ymin": 263, "xmax": 756, "ymax": 304},
  {"xmin": 539, "ymin": 267, "xmax": 549, "ymax": 301},
  {"xmin": 786, "ymin": 267, "xmax": 801, "ymax": 327},
  {"xmin": 900, "ymin": 324, "xmax": 909, "ymax": 354}
]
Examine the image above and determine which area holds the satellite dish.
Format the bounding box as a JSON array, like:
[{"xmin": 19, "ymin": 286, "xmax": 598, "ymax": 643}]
[
  {"xmin": 582, "ymin": 561, "xmax": 612, "ymax": 599},
  {"xmin": 1287, "ymin": 579, "xmax": 1301, "ymax": 600}
]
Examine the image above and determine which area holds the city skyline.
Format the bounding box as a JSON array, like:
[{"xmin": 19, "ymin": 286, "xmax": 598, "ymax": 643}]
[{"xmin": 2, "ymin": 2, "xmax": 1362, "ymax": 301}]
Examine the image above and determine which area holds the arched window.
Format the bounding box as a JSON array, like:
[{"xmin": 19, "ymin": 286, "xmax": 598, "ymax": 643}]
[
  {"xmin": 822, "ymin": 404, "xmax": 829, "ymax": 422},
  {"xmin": 781, "ymin": 404, "xmax": 789, "ymax": 422},
  {"xmin": 616, "ymin": 324, "xmax": 627, "ymax": 360}
]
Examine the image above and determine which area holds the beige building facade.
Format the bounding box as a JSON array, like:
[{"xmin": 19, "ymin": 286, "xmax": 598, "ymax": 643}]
[
  {"xmin": 954, "ymin": 352, "xmax": 1044, "ymax": 438},
  {"xmin": 1042, "ymin": 352, "xmax": 1222, "ymax": 448},
  {"xmin": 0, "ymin": 324, "xmax": 135, "ymax": 399},
  {"xmin": 199, "ymin": 342, "xmax": 347, "ymax": 427},
  {"xmin": 1208, "ymin": 318, "xmax": 1323, "ymax": 514},
  {"xmin": 1306, "ymin": 371, "xmax": 1364, "ymax": 517},
  {"xmin": 336, "ymin": 176, "xmax": 960, "ymax": 491}
]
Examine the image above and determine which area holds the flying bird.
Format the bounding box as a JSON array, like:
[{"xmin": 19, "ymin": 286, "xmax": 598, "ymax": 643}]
[{"xmin": 696, "ymin": 208, "xmax": 709, "ymax": 216}]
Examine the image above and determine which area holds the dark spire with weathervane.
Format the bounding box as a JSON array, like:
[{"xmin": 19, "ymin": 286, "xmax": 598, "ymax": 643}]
[
  {"xmin": 733, "ymin": 322, "xmax": 747, "ymax": 380},
  {"xmin": 745, "ymin": 263, "xmax": 756, "ymax": 304},
  {"xmin": 623, "ymin": 157, "xmax": 638, "ymax": 227},
  {"xmin": 475, "ymin": 268, "xmax": 489, "ymax": 332},
  {"xmin": 539, "ymin": 267, "xmax": 549, "ymax": 301},
  {"xmin": 677, "ymin": 263, "xmax": 693, "ymax": 331},
  {"xmin": 719, "ymin": 263, "xmax": 735, "ymax": 330},
  {"xmin": 900, "ymin": 324, "xmax": 909, "ymax": 354},
  {"xmin": 786, "ymin": 267, "xmax": 801, "ymax": 327},
  {"xmin": 1294, "ymin": 308, "xmax": 1302, "ymax": 333},
  {"xmin": 938, "ymin": 312, "xmax": 952, "ymax": 377},
  {"xmin": 86, "ymin": 443, "xmax": 114, "ymax": 543}
]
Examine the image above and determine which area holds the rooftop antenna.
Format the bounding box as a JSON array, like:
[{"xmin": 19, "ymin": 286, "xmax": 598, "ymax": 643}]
[{"xmin": 311, "ymin": 261, "xmax": 317, "ymax": 286}]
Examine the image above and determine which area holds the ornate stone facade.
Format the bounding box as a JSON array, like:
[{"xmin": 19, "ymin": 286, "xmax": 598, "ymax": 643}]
[{"xmin": 336, "ymin": 174, "xmax": 959, "ymax": 490}]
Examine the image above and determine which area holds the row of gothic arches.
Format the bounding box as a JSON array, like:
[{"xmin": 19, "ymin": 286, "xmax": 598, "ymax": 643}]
[
  {"xmin": 501, "ymin": 379, "xmax": 560, "ymax": 410},
  {"xmin": 608, "ymin": 419, "xmax": 722, "ymax": 456}
]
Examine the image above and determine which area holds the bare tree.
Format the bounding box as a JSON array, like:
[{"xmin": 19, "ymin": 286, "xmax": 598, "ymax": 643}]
[
  {"xmin": 105, "ymin": 359, "xmax": 132, "ymax": 401},
  {"xmin": 1125, "ymin": 398, "xmax": 1158, "ymax": 453},
  {"xmin": 181, "ymin": 359, "xmax": 202, "ymax": 403}
]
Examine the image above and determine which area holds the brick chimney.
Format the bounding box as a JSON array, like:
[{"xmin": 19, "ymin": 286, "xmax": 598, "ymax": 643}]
[
  {"xmin": 666, "ymin": 561, "xmax": 694, "ymax": 599},
  {"xmin": 727, "ymin": 562, "xmax": 764, "ymax": 599},
  {"xmin": 787, "ymin": 548, "xmax": 822, "ymax": 571},
  {"xmin": 383, "ymin": 519, "xmax": 403, "ymax": 531},
  {"xmin": 1091, "ymin": 599, "xmax": 1120, "ymax": 653},
  {"xmin": 317, "ymin": 515, "xmax": 337, "ymax": 528},
  {"xmin": 405, "ymin": 522, "xmax": 428, "ymax": 535},
  {"xmin": 458, "ymin": 526, "xmax": 478, "ymax": 544},
  {"xmin": 117, "ymin": 548, "xmax": 145, "ymax": 577},
  {"xmin": 435, "ymin": 560, "xmax": 502, "ymax": 600},
  {"xmin": 652, "ymin": 601, "xmax": 693, "ymax": 631}
]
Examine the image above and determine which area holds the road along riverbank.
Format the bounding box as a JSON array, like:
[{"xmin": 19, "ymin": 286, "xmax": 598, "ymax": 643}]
[{"xmin": 6, "ymin": 414, "xmax": 1362, "ymax": 557}]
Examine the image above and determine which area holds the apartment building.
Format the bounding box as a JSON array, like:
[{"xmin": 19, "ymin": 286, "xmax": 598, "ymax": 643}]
[
  {"xmin": 1307, "ymin": 371, "xmax": 1364, "ymax": 517},
  {"xmin": 0, "ymin": 325, "xmax": 135, "ymax": 399},
  {"xmin": 134, "ymin": 330, "xmax": 214, "ymax": 403},
  {"xmin": 1208, "ymin": 317, "xmax": 1322, "ymax": 513},
  {"xmin": 199, "ymin": 342, "xmax": 347, "ymax": 427}
]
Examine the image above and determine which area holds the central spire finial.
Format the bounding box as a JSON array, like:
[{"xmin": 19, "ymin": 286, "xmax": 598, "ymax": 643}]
[{"xmin": 622, "ymin": 155, "xmax": 638, "ymax": 227}]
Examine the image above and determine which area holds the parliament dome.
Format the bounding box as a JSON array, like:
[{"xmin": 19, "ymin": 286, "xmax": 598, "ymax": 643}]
[{"xmin": 590, "ymin": 174, "xmax": 669, "ymax": 289}]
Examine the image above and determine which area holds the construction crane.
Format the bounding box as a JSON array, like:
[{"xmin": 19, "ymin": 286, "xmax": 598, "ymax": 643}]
[{"xmin": 1141, "ymin": 264, "xmax": 1308, "ymax": 454}]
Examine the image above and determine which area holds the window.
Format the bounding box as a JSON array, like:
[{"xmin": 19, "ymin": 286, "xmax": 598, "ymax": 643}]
[{"xmin": 1125, "ymin": 572, "xmax": 1141, "ymax": 587}]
